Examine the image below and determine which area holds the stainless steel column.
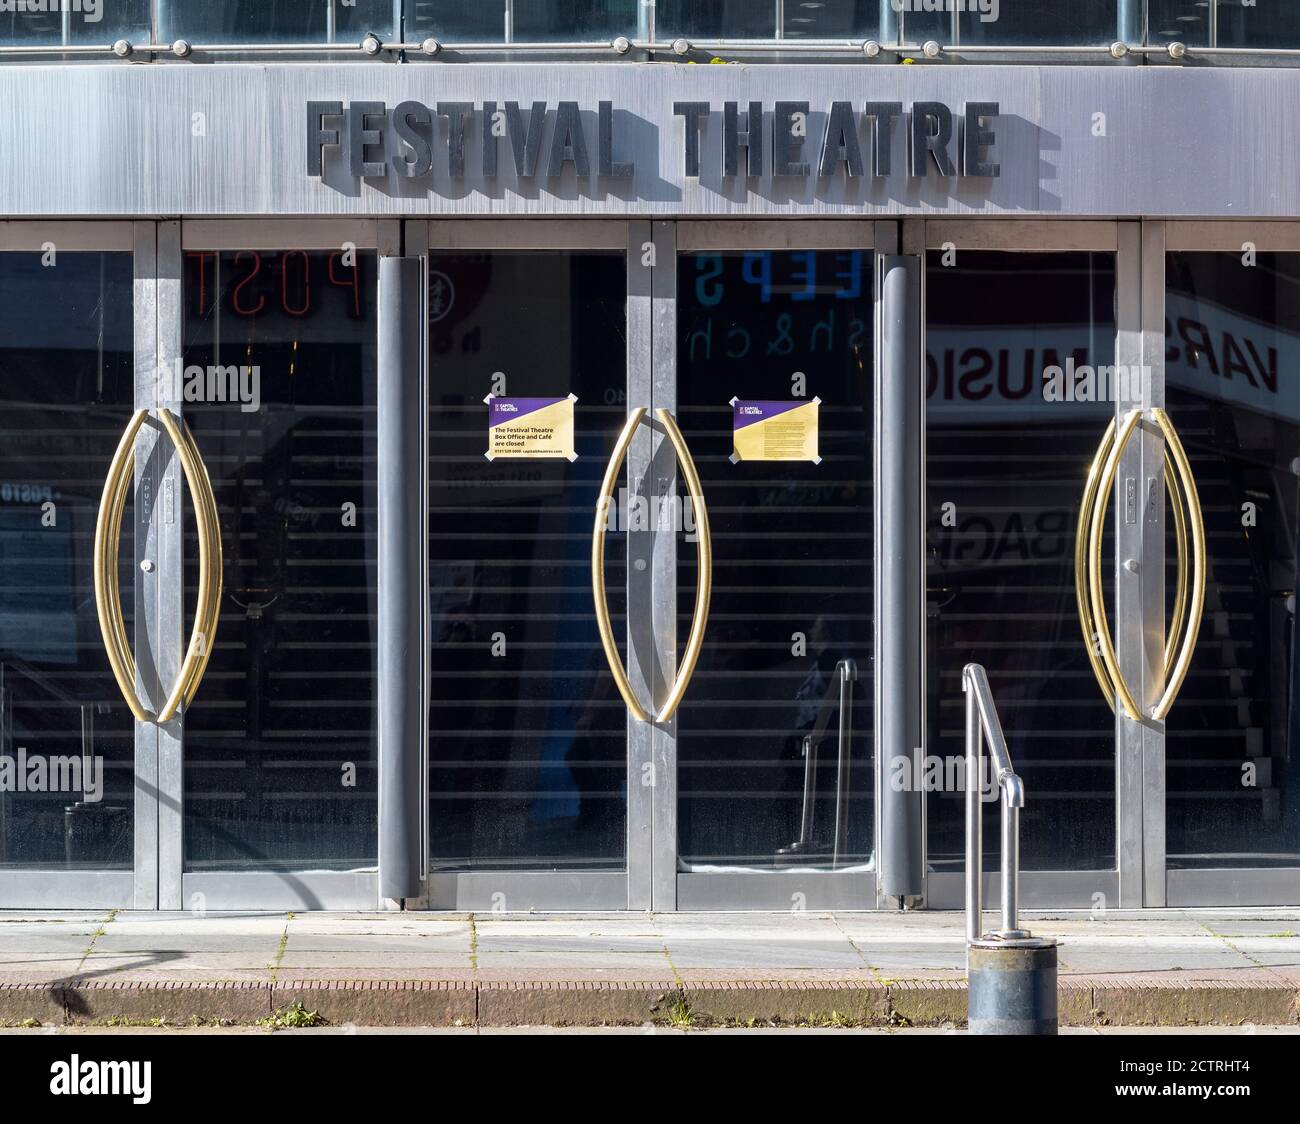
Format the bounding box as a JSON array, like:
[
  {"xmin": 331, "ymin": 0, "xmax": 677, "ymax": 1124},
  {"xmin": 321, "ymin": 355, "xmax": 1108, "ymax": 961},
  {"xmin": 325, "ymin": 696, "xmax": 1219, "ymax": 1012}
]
[
  {"xmin": 649, "ymin": 220, "xmax": 679, "ymax": 910},
  {"xmin": 626, "ymin": 220, "xmax": 655, "ymax": 909},
  {"xmin": 131, "ymin": 221, "xmax": 161, "ymax": 909},
  {"xmin": 377, "ymin": 255, "xmax": 425, "ymax": 902},
  {"xmin": 154, "ymin": 221, "xmax": 185, "ymax": 911},
  {"xmin": 876, "ymin": 252, "xmax": 924, "ymax": 901}
]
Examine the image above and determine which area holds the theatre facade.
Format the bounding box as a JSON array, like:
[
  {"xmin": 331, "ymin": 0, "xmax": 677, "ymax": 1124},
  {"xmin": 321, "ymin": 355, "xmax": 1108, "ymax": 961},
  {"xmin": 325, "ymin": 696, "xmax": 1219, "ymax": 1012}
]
[{"xmin": 0, "ymin": 3, "xmax": 1297, "ymax": 914}]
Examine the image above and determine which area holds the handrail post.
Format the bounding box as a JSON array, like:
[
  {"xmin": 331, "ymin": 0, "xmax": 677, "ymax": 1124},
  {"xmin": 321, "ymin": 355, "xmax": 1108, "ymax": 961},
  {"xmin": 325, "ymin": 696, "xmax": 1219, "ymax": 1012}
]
[
  {"xmin": 963, "ymin": 662, "xmax": 1058, "ymax": 1035},
  {"xmin": 964, "ymin": 670, "xmax": 982, "ymax": 943},
  {"xmin": 1001, "ymin": 798, "xmax": 1018, "ymax": 936}
]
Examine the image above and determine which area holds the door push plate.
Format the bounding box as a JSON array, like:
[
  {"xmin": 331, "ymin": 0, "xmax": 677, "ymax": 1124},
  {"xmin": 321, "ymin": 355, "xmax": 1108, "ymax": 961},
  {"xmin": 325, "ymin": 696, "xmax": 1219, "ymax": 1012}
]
[{"xmin": 1124, "ymin": 475, "xmax": 1137, "ymax": 524}]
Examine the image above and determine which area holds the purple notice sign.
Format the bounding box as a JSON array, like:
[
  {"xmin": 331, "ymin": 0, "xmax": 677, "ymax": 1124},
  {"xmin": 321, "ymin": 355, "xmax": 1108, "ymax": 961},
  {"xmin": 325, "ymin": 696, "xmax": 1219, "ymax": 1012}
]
[
  {"xmin": 730, "ymin": 397, "xmax": 821, "ymax": 463},
  {"xmin": 485, "ymin": 393, "xmax": 577, "ymax": 461}
]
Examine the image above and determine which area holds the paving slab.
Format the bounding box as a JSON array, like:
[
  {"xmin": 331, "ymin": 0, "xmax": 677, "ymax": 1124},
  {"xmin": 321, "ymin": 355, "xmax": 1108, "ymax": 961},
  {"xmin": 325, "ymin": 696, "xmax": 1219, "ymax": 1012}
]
[
  {"xmin": 286, "ymin": 918, "xmax": 470, "ymax": 939},
  {"xmin": 663, "ymin": 941, "xmax": 867, "ymax": 970},
  {"xmin": 0, "ymin": 923, "xmax": 101, "ymax": 960},
  {"xmin": 473, "ymin": 925, "xmax": 660, "ymax": 951},
  {"xmin": 474, "ymin": 951, "xmax": 674, "ymax": 973},
  {"xmin": 277, "ymin": 951, "xmax": 471, "ymax": 971},
  {"xmin": 275, "ymin": 968, "xmax": 479, "ymax": 983}
]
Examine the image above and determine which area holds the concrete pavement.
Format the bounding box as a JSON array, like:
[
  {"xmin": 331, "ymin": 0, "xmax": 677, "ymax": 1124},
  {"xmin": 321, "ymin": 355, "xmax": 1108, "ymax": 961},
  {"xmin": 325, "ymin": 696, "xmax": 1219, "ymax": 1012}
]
[{"xmin": 0, "ymin": 908, "xmax": 1297, "ymax": 1028}]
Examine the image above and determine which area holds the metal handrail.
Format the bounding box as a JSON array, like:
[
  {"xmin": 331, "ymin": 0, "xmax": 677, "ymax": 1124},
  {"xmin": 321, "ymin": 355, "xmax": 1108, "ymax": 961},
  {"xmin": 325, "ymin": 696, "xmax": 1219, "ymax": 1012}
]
[
  {"xmin": 3, "ymin": 37, "xmax": 1300, "ymax": 62},
  {"xmin": 963, "ymin": 662, "xmax": 1027, "ymax": 944}
]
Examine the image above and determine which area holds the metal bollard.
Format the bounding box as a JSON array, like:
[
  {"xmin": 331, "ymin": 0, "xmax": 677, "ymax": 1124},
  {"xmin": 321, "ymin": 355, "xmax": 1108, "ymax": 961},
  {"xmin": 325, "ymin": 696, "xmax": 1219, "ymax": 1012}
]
[
  {"xmin": 962, "ymin": 663, "xmax": 1059, "ymax": 1035},
  {"xmin": 968, "ymin": 935, "xmax": 1058, "ymax": 1035}
]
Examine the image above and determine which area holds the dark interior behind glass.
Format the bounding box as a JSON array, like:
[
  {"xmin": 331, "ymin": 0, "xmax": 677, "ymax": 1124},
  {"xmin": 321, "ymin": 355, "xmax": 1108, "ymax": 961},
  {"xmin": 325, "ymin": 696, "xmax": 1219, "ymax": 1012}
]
[
  {"xmin": 675, "ymin": 249, "xmax": 875, "ymax": 870},
  {"xmin": 181, "ymin": 249, "xmax": 378, "ymax": 870},
  {"xmin": 926, "ymin": 250, "xmax": 1118, "ymax": 873},
  {"xmin": 427, "ymin": 250, "xmax": 629, "ymax": 871},
  {"xmin": 1165, "ymin": 251, "xmax": 1300, "ymax": 868},
  {"xmin": 0, "ymin": 251, "xmax": 136, "ymax": 869}
]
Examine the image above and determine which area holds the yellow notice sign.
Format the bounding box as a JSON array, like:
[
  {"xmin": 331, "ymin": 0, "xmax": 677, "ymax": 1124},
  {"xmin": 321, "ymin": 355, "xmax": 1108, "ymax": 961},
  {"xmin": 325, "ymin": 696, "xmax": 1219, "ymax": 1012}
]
[
  {"xmin": 485, "ymin": 394, "xmax": 578, "ymax": 462},
  {"xmin": 730, "ymin": 397, "xmax": 821, "ymax": 464}
]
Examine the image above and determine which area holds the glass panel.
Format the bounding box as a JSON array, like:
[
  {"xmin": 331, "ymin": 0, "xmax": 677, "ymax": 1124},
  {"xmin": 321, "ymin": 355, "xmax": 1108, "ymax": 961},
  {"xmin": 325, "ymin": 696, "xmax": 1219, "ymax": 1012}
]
[
  {"xmin": 1147, "ymin": 1, "xmax": 1212, "ymax": 46},
  {"xmin": 782, "ymin": 1, "xmax": 878, "ymax": 39},
  {"xmin": 657, "ymin": 0, "xmax": 777, "ymax": 39},
  {"xmin": 0, "ymin": 0, "xmax": 149, "ymax": 45},
  {"xmin": 957, "ymin": 1, "xmax": 1116, "ymax": 46},
  {"xmin": 181, "ymin": 249, "xmax": 378, "ymax": 871},
  {"xmin": 408, "ymin": 1, "xmax": 638, "ymax": 41},
  {"xmin": 898, "ymin": 6, "xmax": 951, "ymax": 44},
  {"xmin": 159, "ymin": 1, "xmax": 394, "ymax": 44},
  {"xmin": 675, "ymin": 249, "xmax": 875, "ymax": 871},
  {"xmin": 0, "ymin": 251, "xmax": 136, "ymax": 870},
  {"xmin": 1218, "ymin": 0, "xmax": 1300, "ymax": 48},
  {"xmin": 1164, "ymin": 252, "xmax": 1300, "ymax": 868},
  {"xmin": 408, "ymin": 1, "xmax": 504, "ymax": 40},
  {"xmin": 427, "ymin": 250, "xmax": 628, "ymax": 871},
  {"xmin": 926, "ymin": 251, "xmax": 1117, "ymax": 872}
]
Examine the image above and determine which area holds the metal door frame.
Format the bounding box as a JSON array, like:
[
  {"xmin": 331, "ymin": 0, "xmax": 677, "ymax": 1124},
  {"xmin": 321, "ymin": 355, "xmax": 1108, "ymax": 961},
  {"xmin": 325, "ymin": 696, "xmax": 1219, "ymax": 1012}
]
[
  {"xmin": 167, "ymin": 219, "xmax": 396, "ymax": 911},
  {"xmin": 417, "ymin": 219, "xmax": 644, "ymax": 911},
  {"xmin": 915, "ymin": 219, "xmax": 1129, "ymax": 912},
  {"xmin": 0, "ymin": 221, "xmax": 154, "ymax": 909},
  {"xmin": 666, "ymin": 221, "xmax": 884, "ymax": 910}
]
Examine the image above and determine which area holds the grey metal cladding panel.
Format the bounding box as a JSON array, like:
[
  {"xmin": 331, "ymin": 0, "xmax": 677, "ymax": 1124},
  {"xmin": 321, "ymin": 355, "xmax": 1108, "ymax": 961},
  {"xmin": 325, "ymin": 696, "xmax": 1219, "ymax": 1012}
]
[
  {"xmin": 1042, "ymin": 66, "xmax": 1300, "ymax": 217},
  {"xmin": 0, "ymin": 64, "xmax": 1297, "ymax": 216},
  {"xmin": 0, "ymin": 871, "xmax": 134, "ymax": 909},
  {"xmin": 180, "ymin": 872, "xmax": 378, "ymax": 911}
]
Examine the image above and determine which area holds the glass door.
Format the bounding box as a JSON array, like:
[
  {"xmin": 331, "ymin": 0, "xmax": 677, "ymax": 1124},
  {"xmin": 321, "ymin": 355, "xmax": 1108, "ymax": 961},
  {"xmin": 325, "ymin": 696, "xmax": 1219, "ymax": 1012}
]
[
  {"xmin": 667, "ymin": 224, "xmax": 879, "ymax": 910},
  {"xmin": 420, "ymin": 222, "xmax": 883, "ymax": 911},
  {"xmin": 1160, "ymin": 223, "xmax": 1300, "ymax": 906},
  {"xmin": 174, "ymin": 221, "xmax": 384, "ymax": 910},
  {"xmin": 921, "ymin": 222, "xmax": 1126, "ymax": 909},
  {"xmin": 422, "ymin": 222, "xmax": 641, "ymax": 910},
  {"xmin": 0, "ymin": 224, "xmax": 153, "ymax": 908}
]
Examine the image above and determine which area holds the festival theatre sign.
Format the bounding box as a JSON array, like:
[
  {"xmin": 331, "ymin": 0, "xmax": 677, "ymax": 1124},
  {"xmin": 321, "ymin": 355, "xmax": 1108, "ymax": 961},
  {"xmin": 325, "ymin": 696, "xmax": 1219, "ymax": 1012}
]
[{"xmin": 307, "ymin": 99, "xmax": 1001, "ymax": 186}]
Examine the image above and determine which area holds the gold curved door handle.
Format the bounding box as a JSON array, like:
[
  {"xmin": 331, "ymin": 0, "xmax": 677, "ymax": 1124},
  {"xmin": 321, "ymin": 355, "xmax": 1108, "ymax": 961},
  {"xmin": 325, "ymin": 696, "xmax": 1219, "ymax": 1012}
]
[
  {"xmin": 1085, "ymin": 409, "xmax": 1145, "ymax": 720},
  {"xmin": 93, "ymin": 410, "xmax": 152, "ymax": 721},
  {"xmin": 156, "ymin": 410, "xmax": 223, "ymax": 723},
  {"xmin": 1076, "ymin": 421, "xmax": 1189, "ymax": 709},
  {"xmin": 1074, "ymin": 408, "xmax": 1205, "ymax": 722},
  {"xmin": 654, "ymin": 408, "xmax": 712, "ymax": 724},
  {"xmin": 592, "ymin": 408, "xmax": 649, "ymax": 723},
  {"xmin": 92, "ymin": 409, "xmax": 223, "ymax": 725},
  {"xmin": 1075, "ymin": 417, "xmax": 1119, "ymax": 715},
  {"xmin": 1149, "ymin": 408, "xmax": 1206, "ymax": 720}
]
